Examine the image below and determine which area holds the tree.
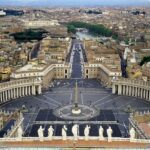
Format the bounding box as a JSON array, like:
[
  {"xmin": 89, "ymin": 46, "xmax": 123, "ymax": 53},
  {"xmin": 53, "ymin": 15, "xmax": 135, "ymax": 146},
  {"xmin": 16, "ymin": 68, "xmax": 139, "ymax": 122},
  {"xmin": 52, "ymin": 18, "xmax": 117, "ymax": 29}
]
[
  {"xmin": 140, "ymin": 56, "xmax": 150, "ymax": 66},
  {"xmin": 67, "ymin": 21, "xmax": 115, "ymax": 37},
  {"xmin": 67, "ymin": 25, "xmax": 76, "ymax": 34}
]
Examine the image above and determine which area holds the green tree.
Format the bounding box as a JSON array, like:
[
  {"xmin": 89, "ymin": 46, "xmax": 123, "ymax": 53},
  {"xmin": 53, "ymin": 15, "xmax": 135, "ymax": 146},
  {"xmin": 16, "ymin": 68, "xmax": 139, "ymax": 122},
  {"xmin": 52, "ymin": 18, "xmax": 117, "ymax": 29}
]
[
  {"xmin": 67, "ymin": 25, "xmax": 76, "ymax": 34},
  {"xmin": 140, "ymin": 56, "xmax": 150, "ymax": 66},
  {"xmin": 67, "ymin": 21, "xmax": 115, "ymax": 37}
]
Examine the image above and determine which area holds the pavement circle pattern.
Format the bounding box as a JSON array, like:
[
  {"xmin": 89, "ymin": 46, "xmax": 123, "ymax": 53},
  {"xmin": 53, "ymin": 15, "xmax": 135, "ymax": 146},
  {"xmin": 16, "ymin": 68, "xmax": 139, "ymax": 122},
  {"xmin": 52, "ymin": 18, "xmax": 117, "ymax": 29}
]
[{"xmin": 54, "ymin": 104, "xmax": 99, "ymax": 120}]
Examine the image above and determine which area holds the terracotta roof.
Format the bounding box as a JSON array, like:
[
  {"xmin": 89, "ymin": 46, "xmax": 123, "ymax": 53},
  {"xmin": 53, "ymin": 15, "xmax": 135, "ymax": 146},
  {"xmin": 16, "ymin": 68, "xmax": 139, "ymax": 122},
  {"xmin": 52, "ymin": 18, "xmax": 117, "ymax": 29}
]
[{"xmin": 139, "ymin": 123, "xmax": 150, "ymax": 137}]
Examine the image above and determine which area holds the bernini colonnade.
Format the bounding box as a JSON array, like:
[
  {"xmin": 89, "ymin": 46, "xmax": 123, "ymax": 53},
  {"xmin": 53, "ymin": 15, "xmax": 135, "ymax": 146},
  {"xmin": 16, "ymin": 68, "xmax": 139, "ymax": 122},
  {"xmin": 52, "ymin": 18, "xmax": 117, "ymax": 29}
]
[
  {"xmin": 0, "ymin": 78, "xmax": 42, "ymax": 103},
  {"xmin": 112, "ymin": 78, "xmax": 150, "ymax": 101}
]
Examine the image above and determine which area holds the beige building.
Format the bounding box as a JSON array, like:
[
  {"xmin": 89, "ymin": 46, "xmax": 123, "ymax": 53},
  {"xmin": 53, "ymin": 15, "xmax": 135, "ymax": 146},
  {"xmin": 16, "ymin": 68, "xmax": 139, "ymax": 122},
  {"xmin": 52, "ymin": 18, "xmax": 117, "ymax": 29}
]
[
  {"xmin": 10, "ymin": 62, "xmax": 71, "ymax": 88},
  {"xmin": 83, "ymin": 39, "xmax": 122, "ymax": 87},
  {"xmin": 40, "ymin": 36, "xmax": 71, "ymax": 63},
  {"xmin": 23, "ymin": 20, "xmax": 59, "ymax": 28},
  {"xmin": 84, "ymin": 63, "xmax": 121, "ymax": 87}
]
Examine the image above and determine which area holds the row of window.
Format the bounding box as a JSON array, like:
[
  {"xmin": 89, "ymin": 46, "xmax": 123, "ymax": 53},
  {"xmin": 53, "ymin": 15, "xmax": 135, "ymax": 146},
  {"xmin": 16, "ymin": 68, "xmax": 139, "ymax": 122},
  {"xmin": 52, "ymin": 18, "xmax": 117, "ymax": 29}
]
[{"xmin": 86, "ymin": 69, "xmax": 97, "ymax": 74}]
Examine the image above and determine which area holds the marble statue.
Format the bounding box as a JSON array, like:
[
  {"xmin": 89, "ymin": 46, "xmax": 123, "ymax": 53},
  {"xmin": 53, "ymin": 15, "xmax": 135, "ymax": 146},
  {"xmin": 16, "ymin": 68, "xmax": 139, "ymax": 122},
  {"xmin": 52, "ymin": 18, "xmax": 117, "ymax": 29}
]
[
  {"xmin": 99, "ymin": 126, "xmax": 104, "ymax": 140},
  {"xmin": 107, "ymin": 126, "xmax": 113, "ymax": 142},
  {"xmin": 38, "ymin": 126, "xmax": 44, "ymax": 141},
  {"xmin": 48, "ymin": 126, "xmax": 54, "ymax": 140},
  {"xmin": 84, "ymin": 125, "xmax": 90, "ymax": 141},
  {"xmin": 72, "ymin": 124, "xmax": 79, "ymax": 140},
  {"xmin": 130, "ymin": 127, "xmax": 135, "ymax": 142},
  {"xmin": 124, "ymin": 47, "xmax": 131, "ymax": 60},
  {"xmin": 17, "ymin": 126, "xmax": 23, "ymax": 141},
  {"xmin": 130, "ymin": 49, "xmax": 136, "ymax": 63},
  {"xmin": 62, "ymin": 125, "xmax": 67, "ymax": 140}
]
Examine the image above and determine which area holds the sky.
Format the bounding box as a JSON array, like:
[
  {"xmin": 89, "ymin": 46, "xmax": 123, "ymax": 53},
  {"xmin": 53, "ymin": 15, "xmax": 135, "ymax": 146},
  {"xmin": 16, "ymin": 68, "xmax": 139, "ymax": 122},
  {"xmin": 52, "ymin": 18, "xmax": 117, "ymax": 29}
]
[{"xmin": 0, "ymin": 0, "xmax": 150, "ymax": 7}]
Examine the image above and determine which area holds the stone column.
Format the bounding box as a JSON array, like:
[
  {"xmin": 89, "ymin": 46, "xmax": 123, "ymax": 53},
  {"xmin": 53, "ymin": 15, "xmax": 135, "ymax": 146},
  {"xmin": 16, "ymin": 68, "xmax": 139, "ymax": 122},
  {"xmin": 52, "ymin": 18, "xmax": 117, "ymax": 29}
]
[
  {"xmin": 28, "ymin": 86, "xmax": 31, "ymax": 95},
  {"xmin": 146, "ymin": 90, "xmax": 149, "ymax": 100},
  {"xmin": 38, "ymin": 85, "xmax": 42, "ymax": 95},
  {"xmin": 13, "ymin": 88, "xmax": 16, "ymax": 99},
  {"xmin": 1, "ymin": 91, "xmax": 4, "ymax": 103},
  {"xmin": 22, "ymin": 87, "xmax": 25, "ymax": 96},
  {"xmin": 32, "ymin": 86, "xmax": 36, "ymax": 95},
  {"xmin": 126, "ymin": 86, "xmax": 129, "ymax": 95},
  {"xmin": 5, "ymin": 91, "xmax": 8, "ymax": 102},
  {"xmin": 10, "ymin": 89, "xmax": 13, "ymax": 99},
  {"xmin": 112, "ymin": 84, "xmax": 116, "ymax": 94},
  {"xmin": 0, "ymin": 92, "xmax": 2, "ymax": 103},
  {"xmin": 3, "ymin": 91, "xmax": 5, "ymax": 102},
  {"xmin": 16, "ymin": 88, "xmax": 19, "ymax": 98},
  {"xmin": 8, "ymin": 90, "xmax": 11, "ymax": 100},
  {"xmin": 143, "ymin": 89, "xmax": 146, "ymax": 99},
  {"xmin": 118, "ymin": 84, "xmax": 122, "ymax": 95},
  {"xmin": 135, "ymin": 87, "xmax": 138, "ymax": 97},
  {"xmin": 25, "ymin": 87, "xmax": 27, "ymax": 96},
  {"xmin": 129, "ymin": 86, "xmax": 131, "ymax": 96},
  {"xmin": 140, "ymin": 89, "xmax": 143, "ymax": 99},
  {"xmin": 123, "ymin": 85, "xmax": 126, "ymax": 95},
  {"xmin": 18, "ymin": 87, "xmax": 21, "ymax": 97},
  {"xmin": 132, "ymin": 87, "xmax": 135, "ymax": 97},
  {"xmin": 138, "ymin": 88, "xmax": 140, "ymax": 97}
]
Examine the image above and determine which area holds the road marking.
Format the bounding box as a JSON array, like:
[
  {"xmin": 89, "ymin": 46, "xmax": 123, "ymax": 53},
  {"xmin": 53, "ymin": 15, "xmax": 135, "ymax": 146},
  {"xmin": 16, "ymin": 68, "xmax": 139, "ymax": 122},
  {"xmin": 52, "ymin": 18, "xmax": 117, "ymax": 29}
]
[
  {"xmin": 70, "ymin": 93, "xmax": 72, "ymax": 104},
  {"xmin": 43, "ymin": 95, "xmax": 61, "ymax": 105},
  {"xmin": 118, "ymin": 98, "xmax": 137, "ymax": 109},
  {"xmin": 96, "ymin": 96, "xmax": 123, "ymax": 106},
  {"xmin": 83, "ymin": 92, "xmax": 108, "ymax": 95},
  {"xmin": 91, "ymin": 95, "xmax": 112, "ymax": 106},
  {"xmin": 33, "ymin": 96, "xmax": 58, "ymax": 107}
]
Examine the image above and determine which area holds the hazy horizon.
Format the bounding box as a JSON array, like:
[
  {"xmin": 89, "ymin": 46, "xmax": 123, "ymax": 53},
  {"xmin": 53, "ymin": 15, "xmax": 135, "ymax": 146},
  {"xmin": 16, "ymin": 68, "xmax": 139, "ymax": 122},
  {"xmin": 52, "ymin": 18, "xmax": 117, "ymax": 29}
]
[{"xmin": 0, "ymin": 0, "xmax": 150, "ymax": 7}]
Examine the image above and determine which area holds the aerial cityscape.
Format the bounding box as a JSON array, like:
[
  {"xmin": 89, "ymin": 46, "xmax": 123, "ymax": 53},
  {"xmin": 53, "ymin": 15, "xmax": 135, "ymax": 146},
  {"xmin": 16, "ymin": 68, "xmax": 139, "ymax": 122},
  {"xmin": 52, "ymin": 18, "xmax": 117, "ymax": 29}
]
[{"xmin": 0, "ymin": 0, "xmax": 150, "ymax": 149}]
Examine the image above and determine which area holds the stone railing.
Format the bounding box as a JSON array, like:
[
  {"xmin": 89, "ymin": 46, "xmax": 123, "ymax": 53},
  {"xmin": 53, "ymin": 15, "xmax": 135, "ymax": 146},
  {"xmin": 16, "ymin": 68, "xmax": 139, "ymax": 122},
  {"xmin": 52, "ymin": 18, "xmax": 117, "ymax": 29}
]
[
  {"xmin": 129, "ymin": 116, "xmax": 148, "ymax": 139},
  {"xmin": 5, "ymin": 114, "xmax": 24, "ymax": 138},
  {"xmin": 0, "ymin": 136, "xmax": 149, "ymax": 144}
]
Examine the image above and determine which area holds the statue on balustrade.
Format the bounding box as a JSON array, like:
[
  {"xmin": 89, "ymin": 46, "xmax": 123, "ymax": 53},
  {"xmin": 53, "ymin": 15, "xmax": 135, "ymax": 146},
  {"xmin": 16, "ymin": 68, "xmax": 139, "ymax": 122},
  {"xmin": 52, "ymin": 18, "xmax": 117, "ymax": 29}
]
[
  {"xmin": 17, "ymin": 126, "xmax": 23, "ymax": 141},
  {"xmin": 107, "ymin": 126, "xmax": 113, "ymax": 142},
  {"xmin": 72, "ymin": 124, "xmax": 79, "ymax": 140},
  {"xmin": 84, "ymin": 125, "xmax": 90, "ymax": 141},
  {"xmin": 99, "ymin": 126, "xmax": 104, "ymax": 140},
  {"xmin": 48, "ymin": 126, "xmax": 54, "ymax": 141},
  {"xmin": 38, "ymin": 125, "xmax": 44, "ymax": 141},
  {"xmin": 130, "ymin": 127, "xmax": 135, "ymax": 142},
  {"xmin": 62, "ymin": 125, "xmax": 67, "ymax": 140}
]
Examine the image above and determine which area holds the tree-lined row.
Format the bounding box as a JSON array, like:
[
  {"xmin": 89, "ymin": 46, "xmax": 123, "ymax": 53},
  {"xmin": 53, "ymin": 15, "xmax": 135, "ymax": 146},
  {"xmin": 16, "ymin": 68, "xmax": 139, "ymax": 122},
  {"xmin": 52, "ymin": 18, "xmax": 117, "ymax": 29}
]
[{"xmin": 67, "ymin": 21, "xmax": 118, "ymax": 38}]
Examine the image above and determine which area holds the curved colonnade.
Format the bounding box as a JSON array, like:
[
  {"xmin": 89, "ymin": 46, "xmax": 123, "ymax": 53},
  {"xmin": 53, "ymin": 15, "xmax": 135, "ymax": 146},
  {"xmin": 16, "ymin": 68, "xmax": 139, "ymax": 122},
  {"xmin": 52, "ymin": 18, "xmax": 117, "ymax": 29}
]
[
  {"xmin": 0, "ymin": 78, "xmax": 42, "ymax": 104},
  {"xmin": 112, "ymin": 79, "xmax": 150, "ymax": 101}
]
